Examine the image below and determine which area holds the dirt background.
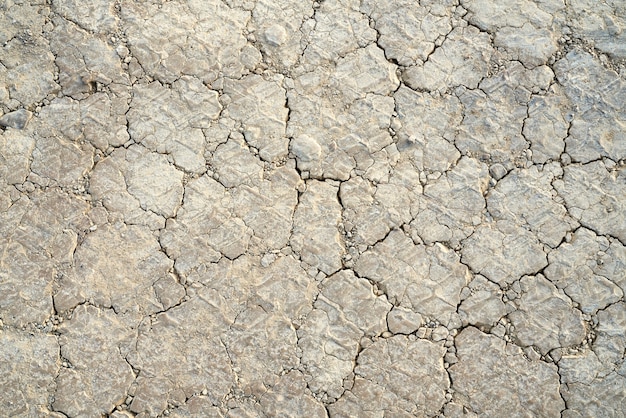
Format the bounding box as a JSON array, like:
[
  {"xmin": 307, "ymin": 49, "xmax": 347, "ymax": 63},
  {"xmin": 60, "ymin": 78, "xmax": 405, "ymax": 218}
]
[{"xmin": 1, "ymin": 0, "xmax": 625, "ymax": 417}]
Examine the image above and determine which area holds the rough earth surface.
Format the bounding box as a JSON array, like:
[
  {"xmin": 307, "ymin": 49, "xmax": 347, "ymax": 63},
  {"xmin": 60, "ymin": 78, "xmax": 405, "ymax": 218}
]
[{"xmin": 1, "ymin": 0, "xmax": 625, "ymax": 417}]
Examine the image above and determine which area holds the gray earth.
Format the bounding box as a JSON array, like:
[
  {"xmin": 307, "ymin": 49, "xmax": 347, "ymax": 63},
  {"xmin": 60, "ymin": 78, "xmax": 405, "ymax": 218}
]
[{"xmin": 1, "ymin": 0, "xmax": 626, "ymax": 417}]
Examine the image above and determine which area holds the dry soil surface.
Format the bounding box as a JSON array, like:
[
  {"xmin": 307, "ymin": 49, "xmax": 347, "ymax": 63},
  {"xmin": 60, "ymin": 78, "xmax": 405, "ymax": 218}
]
[{"xmin": 1, "ymin": 0, "xmax": 626, "ymax": 417}]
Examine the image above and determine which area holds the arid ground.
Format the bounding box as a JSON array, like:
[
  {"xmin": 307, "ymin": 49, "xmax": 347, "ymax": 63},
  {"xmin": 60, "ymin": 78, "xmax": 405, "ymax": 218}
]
[{"xmin": 1, "ymin": 0, "xmax": 625, "ymax": 417}]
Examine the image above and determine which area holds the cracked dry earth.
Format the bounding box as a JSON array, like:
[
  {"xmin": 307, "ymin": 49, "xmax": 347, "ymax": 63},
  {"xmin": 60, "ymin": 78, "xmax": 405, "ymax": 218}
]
[{"xmin": 1, "ymin": 1, "xmax": 626, "ymax": 418}]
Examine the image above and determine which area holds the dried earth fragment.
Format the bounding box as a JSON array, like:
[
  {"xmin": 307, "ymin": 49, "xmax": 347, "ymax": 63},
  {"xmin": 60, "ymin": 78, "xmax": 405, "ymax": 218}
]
[
  {"xmin": 558, "ymin": 303, "xmax": 626, "ymax": 417},
  {"xmin": 593, "ymin": 302, "xmax": 626, "ymax": 371},
  {"xmin": 52, "ymin": 0, "xmax": 118, "ymax": 34},
  {"xmin": 49, "ymin": 16, "xmax": 129, "ymax": 99},
  {"xmin": 54, "ymin": 304, "xmax": 135, "ymax": 417},
  {"xmin": 356, "ymin": 230, "xmax": 471, "ymax": 325},
  {"xmin": 403, "ymin": 25, "xmax": 493, "ymax": 92},
  {"xmin": 191, "ymin": 254, "xmax": 317, "ymax": 320},
  {"xmin": 250, "ymin": 0, "xmax": 313, "ymax": 71},
  {"xmin": 222, "ymin": 74, "xmax": 289, "ymax": 162},
  {"xmin": 128, "ymin": 288, "xmax": 236, "ymax": 416},
  {"xmin": 411, "ymin": 156, "xmax": 489, "ymax": 247},
  {"xmin": 508, "ymin": 274, "xmax": 586, "ymax": 354},
  {"xmin": 88, "ymin": 147, "xmax": 166, "ymax": 230},
  {"xmin": 121, "ymin": 0, "xmax": 251, "ymax": 84},
  {"xmin": 288, "ymin": 44, "xmax": 398, "ymax": 181},
  {"xmin": 455, "ymin": 63, "xmax": 553, "ymax": 167},
  {"xmin": 461, "ymin": 220, "xmax": 548, "ymax": 285},
  {"xmin": 394, "ymin": 85, "xmax": 463, "ymax": 173},
  {"xmin": 458, "ymin": 275, "xmax": 507, "ymax": 328},
  {"xmin": 463, "ymin": 0, "xmax": 561, "ymax": 66},
  {"xmin": 330, "ymin": 335, "xmax": 449, "ymax": 417},
  {"xmin": 450, "ymin": 327, "xmax": 565, "ymax": 417},
  {"xmin": 554, "ymin": 162, "xmax": 626, "ymax": 244},
  {"xmin": 29, "ymin": 98, "xmax": 95, "ymax": 189},
  {"xmin": 0, "ymin": 35, "xmax": 59, "ymax": 109},
  {"xmin": 559, "ymin": 350, "xmax": 626, "ymax": 418},
  {"xmin": 127, "ymin": 79, "xmax": 220, "ymax": 173},
  {"xmin": 258, "ymin": 371, "xmax": 327, "ymax": 417},
  {"xmin": 545, "ymin": 227, "xmax": 623, "ymax": 313},
  {"xmin": 55, "ymin": 223, "xmax": 179, "ymax": 324},
  {"xmin": 0, "ymin": 190, "xmax": 88, "ymax": 326},
  {"xmin": 523, "ymin": 87, "xmax": 570, "ymax": 164},
  {"xmin": 0, "ymin": 127, "xmax": 35, "ymax": 184},
  {"xmin": 0, "ymin": 330, "xmax": 59, "ymax": 417},
  {"xmin": 486, "ymin": 163, "xmax": 578, "ymax": 248},
  {"xmin": 290, "ymin": 180, "xmax": 344, "ymax": 275},
  {"xmin": 125, "ymin": 149, "xmax": 185, "ymax": 219},
  {"xmin": 298, "ymin": 0, "xmax": 377, "ymax": 70},
  {"xmin": 339, "ymin": 171, "xmax": 416, "ymax": 248},
  {"xmin": 297, "ymin": 269, "xmax": 390, "ymax": 401},
  {"xmin": 554, "ymin": 50, "xmax": 626, "ymax": 163},
  {"xmin": 567, "ymin": 0, "xmax": 626, "ymax": 59},
  {"xmin": 361, "ymin": 0, "xmax": 454, "ymax": 67}
]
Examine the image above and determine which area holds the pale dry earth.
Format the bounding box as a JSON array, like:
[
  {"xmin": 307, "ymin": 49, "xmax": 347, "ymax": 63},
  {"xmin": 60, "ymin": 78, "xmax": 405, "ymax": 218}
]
[{"xmin": 1, "ymin": 0, "xmax": 625, "ymax": 417}]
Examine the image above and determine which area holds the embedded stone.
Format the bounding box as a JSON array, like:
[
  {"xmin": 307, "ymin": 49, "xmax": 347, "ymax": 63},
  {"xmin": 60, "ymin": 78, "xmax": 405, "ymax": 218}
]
[{"xmin": 0, "ymin": 109, "xmax": 32, "ymax": 129}]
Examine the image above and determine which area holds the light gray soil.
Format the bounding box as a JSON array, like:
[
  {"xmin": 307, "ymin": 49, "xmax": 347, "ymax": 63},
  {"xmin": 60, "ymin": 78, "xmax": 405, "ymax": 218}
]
[{"xmin": 1, "ymin": 0, "xmax": 625, "ymax": 417}]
